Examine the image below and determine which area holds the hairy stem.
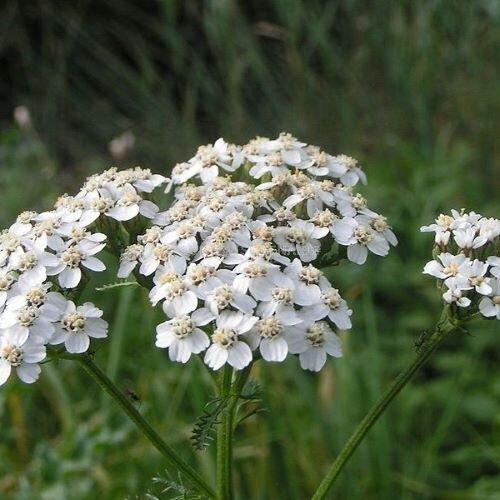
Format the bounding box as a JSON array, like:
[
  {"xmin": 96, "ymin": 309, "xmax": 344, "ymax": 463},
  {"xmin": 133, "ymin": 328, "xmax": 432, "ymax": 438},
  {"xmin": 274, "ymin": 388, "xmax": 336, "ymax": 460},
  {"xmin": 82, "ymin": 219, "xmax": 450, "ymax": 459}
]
[
  {"xmin": 312, "ymin": 313, "xmax": 461, "ymax": 500},
  {"xmin": 68, "ymin": 354, "xmax": 216, "ymax": 499}
]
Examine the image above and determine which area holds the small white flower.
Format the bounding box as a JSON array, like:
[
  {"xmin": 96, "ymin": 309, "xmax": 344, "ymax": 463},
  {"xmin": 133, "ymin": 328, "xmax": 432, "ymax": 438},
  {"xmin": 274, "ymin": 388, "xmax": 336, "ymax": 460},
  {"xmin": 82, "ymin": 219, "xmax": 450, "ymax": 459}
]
[
  {"xmin": 442, "ymin": 279, "xmax": 471, "ymax": 308},
  {"xmin": 204, "ymin": 311, "xmax": 257, "ymax": 370},
  {"xmin": 479, "ymin": 279, "xmax": 500, "ymax": 319},
  {"xmin": 0, "ymin": 329, "xmax": 46, "ymax": 386},
  {"xmin": 420, "ymin": 213, "xmax": 457, "ymax": 245},
  {"xmin": 132, "ymin": 168, "xmax": 167, "ymax": 193},
  {"xmin": 284, "ymin": 259, "xmax": 328, "ymax": 306},
  {"xmin": 51, "ymin": 301, "xmax": 108, "ymax": 354},
  {"xmin": 198, "ymin": 281, "xmax": 256, "ymax": 316},
  {"xmin": 0, "ymin": 278, "xmax": 66, "ymax": 342},
  {"xmin": 10, "ymin": 240, "xmax": 59, "ymax": 283},
  {"xmin": 246, "ymin": 316, "xmax": 296, "ymax": 362},
  {"xmin": 139, "ymin": 242, "xmax": 187, "ymax": 277},
  {"xmin": 117, "ymin": 244, "xmax": 144, "ymax": 278},
  {"xmin": 48, "ymin": 241, "xmax": 106, "ymax": 289},
  {"xmin": 460, "ymin": 259, "xmax": 492, "ymax": 295},
  {"xmin": 105, "ymin": 184, "xmax": 159, "ymax": 221},
  {"xmin": 478, "ymin": 217, "xmax": 500, "ymax": 242},
  {"xmin": 156, "ymin": 310, "xmax": 211, "ymax": 363},
  {"xmin": 287, "ymin": 321, "xmax": 342, "ymax": 372},
  {"xmin": 309, "ymin": 288, "xmax": 353, "ymax": 330},
  {"xmin": 453, "ymin": 227, "xmax": 487, "ymax": 250},
  {"xmin": 423, "ymin": 253, "xmax": 470, "ymax": 282},
  {"xmin": 159, "ymin": 274, "xmax": 198, "ymax": 317},
  {"xmin": 273, "ymin": 220, "xmax": 324, "ymax": 262},
  {"xmin": 334, "ymin": 217, "xmax": 389, "ymax": 265},
  {"xmin": 328, "ymin": 155, "xmax": 366, "ymax": 186}
]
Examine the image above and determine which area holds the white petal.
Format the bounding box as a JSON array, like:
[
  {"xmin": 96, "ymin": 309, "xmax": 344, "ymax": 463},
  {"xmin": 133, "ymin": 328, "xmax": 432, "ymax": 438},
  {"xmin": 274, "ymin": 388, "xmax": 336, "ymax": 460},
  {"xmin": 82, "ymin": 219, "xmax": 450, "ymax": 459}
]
[
  {"xmin": 324, "ymin": 336, "xmax": 343, "ymax": 357},
  {"xmin": 139, "ymin": 200, "xmax": 159, "ymax": 219},
  {"xmin": 299, "ymin": 348, "xmax": 327, "ymax": 372},
  {"xmin": 59, "ymin": 267, "xmax": 82, "ymax": 289},
  {"xmin": 82, "ymin": 256, "xmax": 106, "ymax": 272},
  {"xmin": 479, "ymin": 298, "xmax": 496, "ymax": 317},
  {"xmin": 227, "ymin": 341, "xmax": 252, "ymax": 370},
  {"xmin": 0, "ymin": 359, "xmax": 12, "ymax": 385},
  {"xmin": 118, "ymin": 260, "xmax": 137, "ymax": 278},
  {"xmin": 156, "ymin": 327, "xmax": 176, "ymax": 348},
  {"xmin": 16, "ymin": 363, "xmax": 41, "ymax": 384},
  {"xmin": 192, "ymin": 308, "xmax": 215, "ymax": 326},
  {"xmin": 65, "ymin": 333, "xmax": 90, "ymax": 353},
  {"xmin": 85, "ymin": 318, "xmax": 108, "ymax": 338},
  {"xmin": 347, "ymin": 244, "xmax": 368, "ymax": 265},
  {"xmin": 107, "ymin": 205, "xmax": 140, "ymax": 221},
  {"xmin": 169, "ymin": 340, "xmax": 192, "ymax": 363},
  {"xmin": 260, "ymin": 337, "xmax": 288, "ymax": 362},
  {"xmin": 186, "ymin": 329, "xmax": 210, "ymax": 353},
  {"xmin": 231, "ymin": 293, "xmax": 256, "ymax": 314},
  {"xmin": 204, "ymin": 344, "xmax": 228, "ymax": 370}
]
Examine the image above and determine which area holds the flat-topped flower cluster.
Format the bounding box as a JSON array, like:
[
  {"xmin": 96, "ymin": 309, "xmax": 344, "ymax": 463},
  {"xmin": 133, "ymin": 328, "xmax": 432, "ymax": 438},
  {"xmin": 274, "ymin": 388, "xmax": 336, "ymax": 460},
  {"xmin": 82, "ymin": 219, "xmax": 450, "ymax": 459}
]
[
  {"xmin": 121, "ymin": 133, "xmax": 397, "ymax": 372},
  {"xmin": 0, "ymin": 167, "xmax": 166, "ymax": 385},
  {"xmin": 0, "ymin": 133, "xmax": 398, "ymax": 386},
  {"xmin": 422, "ymin": 210, "xmax": 500, "ymax": 318}
]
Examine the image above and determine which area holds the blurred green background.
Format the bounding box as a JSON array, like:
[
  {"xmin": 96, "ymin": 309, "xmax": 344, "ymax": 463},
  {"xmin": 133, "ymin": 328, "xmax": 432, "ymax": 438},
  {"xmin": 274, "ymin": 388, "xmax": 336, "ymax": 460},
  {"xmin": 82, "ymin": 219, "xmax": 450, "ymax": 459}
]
[{"xmin": 0, "ymin": 1, "xmax": 499, "ymax": 498}]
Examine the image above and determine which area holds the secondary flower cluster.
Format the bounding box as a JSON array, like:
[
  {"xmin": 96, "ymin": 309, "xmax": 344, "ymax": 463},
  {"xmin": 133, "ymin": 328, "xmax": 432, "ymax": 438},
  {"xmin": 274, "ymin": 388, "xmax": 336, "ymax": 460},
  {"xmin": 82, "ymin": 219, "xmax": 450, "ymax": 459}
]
[
  {"xmin": 422, "ymin": 210, "xmax": 500, "ymax": 318},
  {"xmin": 119, "ymin": 133, "xmax": 397, "ymax": 371},
  {"xmin": 0, "ymin": 167, "xmax": 168, "ymax": 385}
]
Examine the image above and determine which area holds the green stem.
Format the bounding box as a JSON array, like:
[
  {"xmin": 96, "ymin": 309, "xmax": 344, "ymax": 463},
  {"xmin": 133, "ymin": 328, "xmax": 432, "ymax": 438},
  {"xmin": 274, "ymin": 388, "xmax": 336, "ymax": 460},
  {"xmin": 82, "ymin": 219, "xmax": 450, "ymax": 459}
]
[
  {"xmin": 216, "ymin": 365, "xmax": 234, "ymax": 500},
  {"xmin": 70, "ymin": 354, "xmax": 216, "ymax": 499},
  {"xmin": 311, "ymin": 314, "xmax": 461, "ymax": 500},
  {"xmin": 215, "ymin": 363, "xmax": 253, "ymax": 500}
]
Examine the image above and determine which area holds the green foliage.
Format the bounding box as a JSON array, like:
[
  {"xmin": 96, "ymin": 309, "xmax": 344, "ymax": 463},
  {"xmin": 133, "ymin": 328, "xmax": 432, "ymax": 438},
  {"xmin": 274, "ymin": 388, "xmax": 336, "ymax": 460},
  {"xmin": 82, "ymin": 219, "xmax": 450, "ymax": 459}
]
[{"xmin": 0, "ymin": 1, "xmax": 499, "ymax": 499}]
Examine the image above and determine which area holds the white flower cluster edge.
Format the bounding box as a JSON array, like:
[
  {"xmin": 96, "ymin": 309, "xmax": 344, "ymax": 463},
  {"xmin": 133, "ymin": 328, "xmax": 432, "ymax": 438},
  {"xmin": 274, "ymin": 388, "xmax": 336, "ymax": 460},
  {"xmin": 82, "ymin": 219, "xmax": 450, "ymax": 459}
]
[
  {"xmin": 422, "ymin": 210, "xmax": 500, "ymax": 318},
  {"xmin": 0, "ymin": 132, "xmax": 400, "ymax": 386}
]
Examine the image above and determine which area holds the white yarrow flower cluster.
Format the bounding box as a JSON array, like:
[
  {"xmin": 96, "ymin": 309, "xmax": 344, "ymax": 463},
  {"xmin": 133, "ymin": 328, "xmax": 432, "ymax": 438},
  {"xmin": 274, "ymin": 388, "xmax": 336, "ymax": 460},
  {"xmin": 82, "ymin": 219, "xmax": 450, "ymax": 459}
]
[
  {"xmin": 1, "ymin": 135, "xmax": 396, "ymax": 383},
  {"xmin": 421, "ymin": 210, "xmax": 500, "ymax": 318},
  {"xmin": 117, "ymin": 132, "xmax": 396, "ymax": 372},
  {"xmin": 0, "ymin": 167, "xmax": 169, "ymax": 386}
]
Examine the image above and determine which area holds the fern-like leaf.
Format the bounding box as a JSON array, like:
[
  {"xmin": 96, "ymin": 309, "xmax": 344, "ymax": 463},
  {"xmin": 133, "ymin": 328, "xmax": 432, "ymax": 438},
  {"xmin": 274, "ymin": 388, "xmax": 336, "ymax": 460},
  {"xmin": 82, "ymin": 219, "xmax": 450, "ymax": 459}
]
[{"xmin": 190, "ymin": 396, "xmax": 229, "ymax": 451}]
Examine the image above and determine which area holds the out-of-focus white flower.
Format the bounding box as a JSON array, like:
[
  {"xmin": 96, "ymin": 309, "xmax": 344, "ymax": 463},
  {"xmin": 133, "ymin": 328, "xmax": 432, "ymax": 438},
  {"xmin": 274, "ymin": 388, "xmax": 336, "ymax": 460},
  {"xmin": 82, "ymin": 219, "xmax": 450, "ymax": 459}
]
[
  {"xmin": 108, "ymin": 131, "xmax": 135, "ymax": 160},
  {"xmin": 13, "ymin": 105, "xmax": 32, "ymax": 130}
]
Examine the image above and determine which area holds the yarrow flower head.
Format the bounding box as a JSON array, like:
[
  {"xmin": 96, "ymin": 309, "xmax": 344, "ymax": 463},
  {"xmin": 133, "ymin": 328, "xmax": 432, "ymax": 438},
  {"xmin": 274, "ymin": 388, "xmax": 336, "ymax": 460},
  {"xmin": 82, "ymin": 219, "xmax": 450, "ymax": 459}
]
[
  {"xmin": 127, "ymin": 132, "xmax": 395, "ymax": 373},
  {"xmin": 421, "ymin": 210, "xmax": 500, "ymax": 319},
  {"xmin": 0, "ymin": 134, "xmax": 397, "ymax": 386},
  {"xmin": 0, "ymin": 167, "xmax": 169, "ymax": 386}
]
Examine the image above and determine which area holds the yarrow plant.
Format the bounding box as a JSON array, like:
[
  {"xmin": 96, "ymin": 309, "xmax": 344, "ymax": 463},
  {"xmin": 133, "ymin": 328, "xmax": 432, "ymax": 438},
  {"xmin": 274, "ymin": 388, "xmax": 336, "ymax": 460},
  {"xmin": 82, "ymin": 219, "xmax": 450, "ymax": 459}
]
[{"xmin": 0, "ymin": 133, "xmax": 497, "ymax": 499}]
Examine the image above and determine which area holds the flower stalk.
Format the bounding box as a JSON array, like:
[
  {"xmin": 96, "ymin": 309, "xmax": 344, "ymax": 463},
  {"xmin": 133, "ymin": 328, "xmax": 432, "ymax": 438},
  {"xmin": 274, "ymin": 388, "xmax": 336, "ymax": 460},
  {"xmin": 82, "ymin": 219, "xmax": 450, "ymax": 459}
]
[
  {"xmin": 312, "ymin": 311, "xmax": 462, "ymax": 499},
  {"xmin": 66, "ymin": 353, "xmax": 216, "ymax": 499},
  {"xmin": 215, "ymin": 363, "xmax": 254, "ymax": 500}
]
